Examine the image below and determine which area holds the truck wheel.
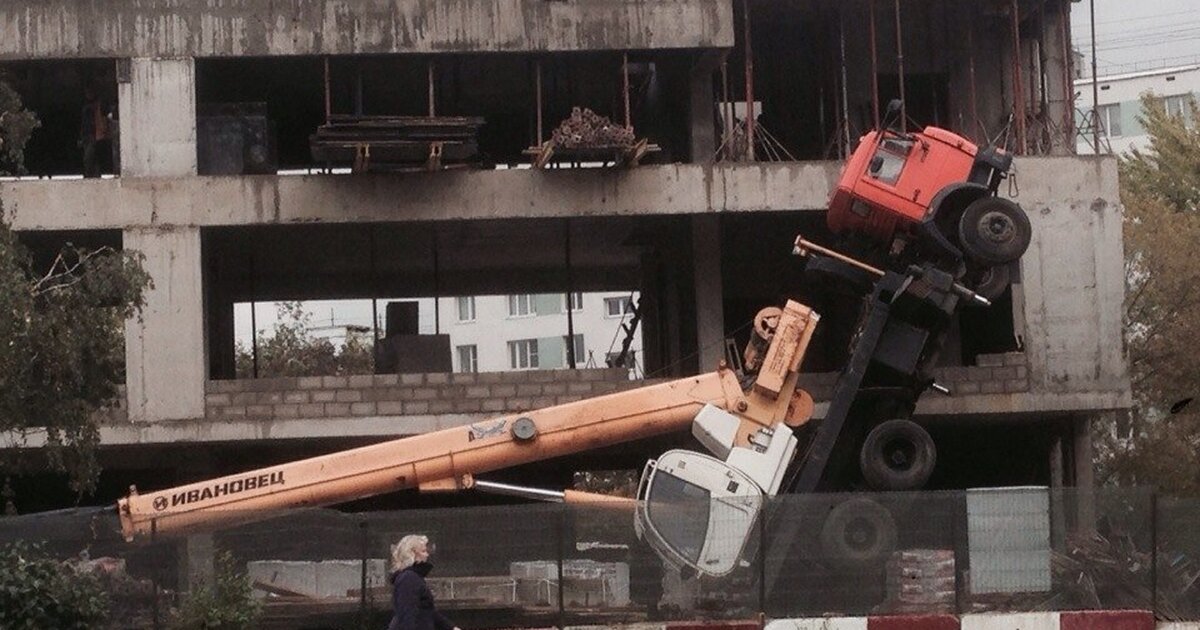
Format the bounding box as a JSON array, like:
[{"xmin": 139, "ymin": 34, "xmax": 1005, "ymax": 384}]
[
  {"xmin": 804, "ymin": 254, "xmax": 874, "ymax": 295},
  {"xmin": 859, "ymin": 419, "xmax": 936, "ymax": 491},
  {"xmin": 957, "ymin": 197, "xmax": 1031, "ymax": 265},
  {"xmin": 966, "ymin": 263, "xmax": 1011, "ymax": 307},
  {"xmin": 819, "ymin": 498, "xmax": 897, "ymax": 565}
]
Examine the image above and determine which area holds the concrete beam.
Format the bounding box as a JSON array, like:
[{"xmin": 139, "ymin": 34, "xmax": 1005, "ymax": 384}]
[
  {"xmin": 125, "ymin": 227, "xmax": 207, "ymax": 423},
  {"xmin": 3, "ymin": 163, "xmax": 840, "ymax": 230},
  {"xmin": 0, "ymin": 0, "xmax": 734, "ymax": 60}
]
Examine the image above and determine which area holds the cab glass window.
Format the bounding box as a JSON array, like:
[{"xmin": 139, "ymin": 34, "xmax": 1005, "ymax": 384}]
[
  {"xmin": 646, "ymin": 470, "xmax": 711, "ymax": 564},
  {"xmin": 868, "ymin": 137, "xmax": 913, "ymax": 185}
]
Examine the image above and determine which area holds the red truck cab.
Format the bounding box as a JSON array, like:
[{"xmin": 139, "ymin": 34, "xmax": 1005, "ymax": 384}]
[{"xmin": 825, "ymin": 125, "xmax": 1029, "ymax": 298}]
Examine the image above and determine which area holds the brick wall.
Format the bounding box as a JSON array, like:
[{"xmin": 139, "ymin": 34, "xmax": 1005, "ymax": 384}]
[
  {"xmin": 201, "ymin": 353, "xmax": 1030, "ymax": 424},
  {"xmin": 204, "ymin": 367, "xmax": 648, "ymax": 422}
]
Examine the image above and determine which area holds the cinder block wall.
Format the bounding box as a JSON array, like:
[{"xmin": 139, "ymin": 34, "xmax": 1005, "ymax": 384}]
[{"xmin": 199, "ymin": 353, "xmax": 1029, "ymax": 425}]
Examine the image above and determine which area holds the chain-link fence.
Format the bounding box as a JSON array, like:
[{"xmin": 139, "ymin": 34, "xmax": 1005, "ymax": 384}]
[{"xmin": 1, "ymin": 488, "xmax": 1197, "ymax": 629}]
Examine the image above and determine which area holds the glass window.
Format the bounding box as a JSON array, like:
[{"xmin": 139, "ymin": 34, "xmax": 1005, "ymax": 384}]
[
  {"xmin": 564, "ymin": 292, "xmax": 583, "ymax": 312},
  {"xmin": 456, "ymin": 296, "xmax": 475, "ymax": 322},
  {"xmin": 1164, "ymin": 94, "xmax": 1190, "ymax": 118},
  {"xmin": 1098, "ymin": 103, "xmax": 1122, "ymax": 137},
  {"xmin": 867, "ymin": 137, "xmax": 913, "ymax": 185},
  {"xmin": 456, "ymin": 345, "xmax": 478, "ymax": 373},
  {"xmin": 645, "ymin": 470, "xmax": 711, "ymax": 565},
  {"xmin": 604, "ymin": 296, "xmax": 634, "ymax": 318},
  {"xmin": 508, "ymin": 339, "xmax": 539, "ymax": 369},
  {"xmin": 563, "ymin": 334, "xmax": 585, "ymax": 364},
  {"xmin": 507, "ymin": 294, "xmax": 535, "ymax": 317}
]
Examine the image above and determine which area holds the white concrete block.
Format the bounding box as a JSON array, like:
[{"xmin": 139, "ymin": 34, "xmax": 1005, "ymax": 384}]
[
  {"xmin": 961, "ymin": 612, "xmax": 1059, "ymax": 630},
  {"xmin": 119, "ymin": 57, "xmax": 197, "ymax": 177},
  {"xmin": 765, "ymin": 618, "xmax": 868, "ymax": 630}
]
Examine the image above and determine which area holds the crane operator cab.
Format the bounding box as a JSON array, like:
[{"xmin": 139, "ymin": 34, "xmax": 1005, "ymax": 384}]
[{"xmin": 634, "ymin": 403, "xmax": 799, "ymax": 577}]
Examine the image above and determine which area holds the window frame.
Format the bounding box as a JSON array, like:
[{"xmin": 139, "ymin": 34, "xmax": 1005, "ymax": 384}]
[
  {"xmin": 507, "ymin": 294, "xmax": 536, "ymax": 318},
  {"xmin": 456, "ymin": 344, "xmax": 478, "ymax": 373},
  {"xmin": 508, "ymin": 339, "xmax": 539, "ymax": 369},
  {"xmin": 604, "ymin": 296, "xmax": 634, "ymax": 318},
  {"xmin": 456, "ymin": 296, "xmax": 476, "ymax": 323},
  {"xmin": 563, "ymin": 334, "xmax": 585, "ymax": 365}
]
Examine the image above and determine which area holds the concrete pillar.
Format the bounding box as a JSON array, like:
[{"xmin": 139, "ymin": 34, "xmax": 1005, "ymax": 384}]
[
  {"xmin": 178, "ymin": 534, "xmax": 216, "ymax": 592},
  {"xmin": 125, "ymin": 227, "xmax": 206, "ymax": 422},
  {"xmin": 688, "ymin": 53, "xmax": 721, "ymax": 162},
  {"xmin": 1042, "ymin": 0, "xmax": 1074, "ymax": 155},
  {"xmin": 118, "ymin": 58, "xmax": 197, "ymax": 177},
  {"xmin": 1073, "ymin": 414, "xmax": 1096, "ymax": 531},
  {"xmin": 692, "ymin": 215, "xmax": 724, "ymax": 371}
]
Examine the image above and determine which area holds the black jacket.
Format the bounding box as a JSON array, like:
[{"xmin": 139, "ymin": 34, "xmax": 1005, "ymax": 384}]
[{"xmin": 387, "ymin": 567, "xmax": 454, "ymax": 630}]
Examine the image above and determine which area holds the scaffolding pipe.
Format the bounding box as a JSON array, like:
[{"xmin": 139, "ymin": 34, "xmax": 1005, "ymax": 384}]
[
  {"xmin": 893, "ymin": 0, "xmax": 905, "ymax": 133},
  {"xmin": 1090, "ymin": 0, "xmax": 1100, "ymax": 154},
  {"xmin": 1060, "ymin": 0, "xmax": 1076, "ymax": 152},
  {"xmin": 1010, "ymin": 0, "xmax": 1026, "ymax": 154},
  {"xmin": 323, "ymin": 57, "xmax": 331, "ymax": 125},
  {"xmin": 869, "ymin": 0, "xmax": 880, "ymax": 129},
  {"xmin": 839, "ymin": 7, "xmax": 851, "ymax": 158},
  {"xmin": 742, "ymin": 0, "xmax": 755, "ymax": 160},
  {"xmin": 535, "ymin": 61, "xmax": 544, "ymax": 145},
  {"xmin": 565, "ymin": 220, "xmax": 576, "ymax": 369},
  {"xmin": 428, "ymin": 60, "xmax": 436, "ymax": 117},
  {"xmin": 721, "ymin": 58, "xmax": 733, "ymax": 147},
  {"xmin": 623, "ymin": 53, "xmax": 632, "ymax": 130},
  {"xmin": 968, "ymin": 5, "xmax": 980, "ymax": 140}
]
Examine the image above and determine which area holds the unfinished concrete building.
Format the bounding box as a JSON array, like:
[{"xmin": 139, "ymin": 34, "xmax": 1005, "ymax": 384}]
[{"xmin": 0, "ymin": 0, "xmax": 1125, "ymax": 513}]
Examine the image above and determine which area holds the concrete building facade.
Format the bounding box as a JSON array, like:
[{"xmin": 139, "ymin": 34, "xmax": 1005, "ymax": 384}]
[{"xmin": 0, "ymin": 0, "xmax": 1126, "ymax": 510}]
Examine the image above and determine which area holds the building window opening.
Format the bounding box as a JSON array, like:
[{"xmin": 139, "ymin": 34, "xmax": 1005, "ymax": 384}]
[
  {"xmin": 457, "ymin": 296, "xmax": 476, "ymax": 322},
  {"xmin": 457, "ymin": 345, "xmax": 478, "ymax": 373},
  {"xmin": 509, "ymin": 339, "xmax": 539, "ymax": 370},
  {"xmin": 507, "ymin": 294, "xmax": 536, "ymax": 317}
]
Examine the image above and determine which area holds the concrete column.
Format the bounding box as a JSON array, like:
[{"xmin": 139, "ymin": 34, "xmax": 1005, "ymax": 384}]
[
  {"xmin": 125, "ymin": 227, "xmax": 206, "ymax": 422},
  {"xmin": 1042, "ymin": 1, "xmax": 1073, "ymax": 155},
  {"xmin": 178, "ymin": 534, "xmax": 216, "ymax": 592},
  {"xmin": 692, "ymin": 215, "xmax": 724, "ymax": 371},
  {"xmin": 1073, "ymin": 414, "xmax": 1096, "ymax": 531},
  {"xmin": 688, "ymin": 53, "xmax": 721, "ymax": 162},
  {"xmin": 118, "ymin": 58, "xmax": 197, "ymax": 177}
]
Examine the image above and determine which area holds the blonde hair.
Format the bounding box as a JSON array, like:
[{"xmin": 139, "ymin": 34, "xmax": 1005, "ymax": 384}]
[{"xmin": 391, "ymin": 534, "xmax": 429, "ymax": 572}]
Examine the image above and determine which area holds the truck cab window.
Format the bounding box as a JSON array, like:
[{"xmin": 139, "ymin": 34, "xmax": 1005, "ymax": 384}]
[{"xmin": 868, "ymin": 138, "xmax": 913, "ymax": 185}]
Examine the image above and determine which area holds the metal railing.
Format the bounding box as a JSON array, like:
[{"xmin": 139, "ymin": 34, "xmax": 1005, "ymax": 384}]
[{"xmin": 1, "ymin": 488, "xmax": 1196, "ymax": 628}]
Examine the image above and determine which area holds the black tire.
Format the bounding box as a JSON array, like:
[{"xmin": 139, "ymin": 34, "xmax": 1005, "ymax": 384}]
[
  {"xmin": 957, "ymin": 197, "xmax": 1032, "ymax": 265},
  {"xmin": 819, "ymin": 498, "xmax": 897, "ymax": 565},
  {"xmin": 966, "ymin": 263, "xmax": 1012, "ymax": 307},
  {"xmin": 804, "ymin": 254, "xmax": 874, "ymax": 295},
  {"xmin": 859, "ymin": 419, "xmax": 937, "ymax": 491}
]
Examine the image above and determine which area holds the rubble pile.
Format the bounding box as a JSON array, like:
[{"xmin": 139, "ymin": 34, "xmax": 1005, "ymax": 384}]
[
  {"xmin": 1053, "ymin": 532, "xmax": 1199, "ymax": 620},
  {"xmin": 551, "ymin": 108, "xmax": 635, "ymax": 149}
]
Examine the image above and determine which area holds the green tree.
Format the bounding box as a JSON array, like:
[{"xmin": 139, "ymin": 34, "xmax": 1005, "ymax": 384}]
[
  {"xmin": 0, "ymin": 77, "xmax": 152, "ymax": 498},
  {"xmin": 1103, "ymin": 93, "xmax": 1200, "ymax": 493},
  {"xmin": 235, "ymin": 301, "xmax": 374, "ymax": 378},
  {"xmin": 0, "ymin": 542, "xmax": 109, "ymax": 629},
  {"xmin": 169, "ymin": 551, "xmax": 261, "ymax": 630},
  {"xmin": 0, "ymin": 76, "xmax": 40, "ymax": 175}
]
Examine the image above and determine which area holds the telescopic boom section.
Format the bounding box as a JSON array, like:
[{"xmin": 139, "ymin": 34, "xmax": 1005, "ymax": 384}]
[
  {"xmin": 118, "ymin": 299, "xmax": 819, "ymax": 542},
  {"xmin": 119, "ymin": 371, "xmax": 738, "ymax": 541}
]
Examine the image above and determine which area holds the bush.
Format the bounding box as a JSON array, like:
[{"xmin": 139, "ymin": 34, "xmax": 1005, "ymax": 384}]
[
  {"xmin": 0, "ymin": 542, "xmax": 109, "ymax": 629},
  {"xmin": 169, "ymin": 550, "xmax": 261, "ymax": 630}
]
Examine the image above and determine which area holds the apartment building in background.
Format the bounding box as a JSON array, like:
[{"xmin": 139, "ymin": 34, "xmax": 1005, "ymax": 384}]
[{"xmin": 1076, "ymin": 63, "xmax": 1200, "ymax": 154}]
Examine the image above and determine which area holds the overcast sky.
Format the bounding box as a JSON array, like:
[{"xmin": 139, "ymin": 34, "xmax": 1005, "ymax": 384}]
[{"xmin": 1073, "ymin": 0, "xmax": 1200, "ymax": 76}]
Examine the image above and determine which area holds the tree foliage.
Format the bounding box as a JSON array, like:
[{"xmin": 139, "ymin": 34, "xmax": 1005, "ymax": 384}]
[
  {"xmin": 1102, "ymin": 93, "xmax": 1200, "ymax": 493},
  {"xmin": 169, "ymin": 550, "xmax": 261, "ymax": 630},
  {"xmin": 0, "ymin": 77, "xmax": 40, "ymax": 175},
  {"xmin": 235, "ymin": 301, "xmax": 374, "ymax": 378},
  {"xmin": 0, "ymin": 542, "xmax": 109, "ymax": 630},
  {"xmin": 0, "ymin": 78, "xmax": 151, "ymax": 498}
]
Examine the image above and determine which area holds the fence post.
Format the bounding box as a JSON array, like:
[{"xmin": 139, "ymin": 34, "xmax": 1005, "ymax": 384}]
[
  {"xmin": 360, "ymin": 519, "xmax": 370, "ymax": 623},
  {"xmin": 1150, "ymin": 491, "xmax": 1158, "ymax": 616},
  {"xmin": 758, "ymin": 498, "xmax": 768, "ymax": 615},
  {"xmin": 151, "ymin": 518, "xmax": 161, "ymax": 630},
  {"xmin": 557, "ymin": 506, "xmax": 567, "ymax": 628}
]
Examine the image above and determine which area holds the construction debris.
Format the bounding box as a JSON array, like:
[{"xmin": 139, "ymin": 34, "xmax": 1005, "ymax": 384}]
[
  {"xmin": 550, "ymin": 108, "xmax": 635, "ymax": 150},
  {"xmin": 880, "ymin": 549, "xmax": 956, "ymax": 614}
]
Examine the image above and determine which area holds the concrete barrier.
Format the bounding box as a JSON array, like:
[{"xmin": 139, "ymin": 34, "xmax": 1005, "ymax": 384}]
[
  {"xmin": 869, "ymin": 614, "xmax": 960, "ymax": 629},
  {"xmin": 766, "ymin": 619, "xmax": 868, "ymax": 630},
  {"xmin": 1060, "ymin": 610, "xmax": 1153, "ymax": 630}
]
